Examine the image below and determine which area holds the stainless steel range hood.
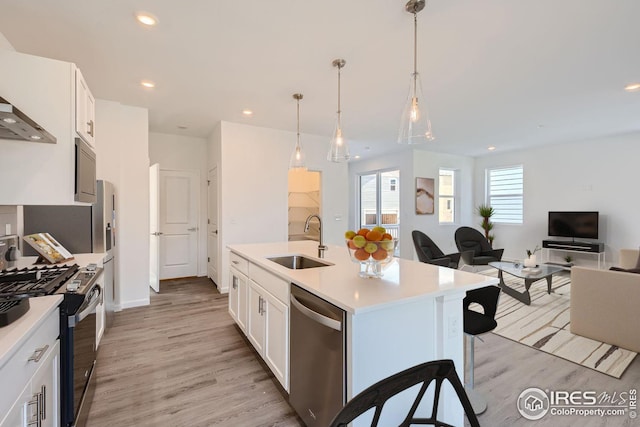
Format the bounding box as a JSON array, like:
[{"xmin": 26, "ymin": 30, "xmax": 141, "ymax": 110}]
[{"xmin": 0, "ymin": 96, "xmax": 56, "ymax": 144}]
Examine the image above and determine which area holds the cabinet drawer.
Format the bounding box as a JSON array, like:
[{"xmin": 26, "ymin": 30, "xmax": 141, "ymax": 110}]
[
  {"xmin": 249, "ymin": 264, "xmax": 289, "ymax": 304},
  {"xmin": 229, "ymin": 252, "xmax": 249, "ymax": 275},
  {"xmin": 0, "ymin": 308, "xmax": 59, "ymax": 418}
]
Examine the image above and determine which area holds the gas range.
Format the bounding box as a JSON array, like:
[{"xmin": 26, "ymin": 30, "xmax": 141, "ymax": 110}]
[{"xmin": 0, "ymin": 263, "xmax": 100, "ymax": 326}]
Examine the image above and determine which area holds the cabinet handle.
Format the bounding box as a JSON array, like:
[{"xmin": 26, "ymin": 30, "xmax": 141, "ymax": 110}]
[
  {"xmin": 27, "ymin": 393, "xmax": 41, "ymax": 427},
  {"xmin": 232, "ymin": 260, "xmax": 239, "ymax": 265},
  {"xmin": 232, "ymin": 276, "xmax": 238, "ymax": 289},
  {"xmin": 188, "ymin": 227, "xmax": 198, "ymax": 231},
  {"xmin": 28, "ymin": 345, "xmax": 49, "ymax": 363},
  {"xmin": 87, "ymin": 120, "xmax": 94, "ymax": 137},
  {"xmin": 40, "ymin": 385, "xmax": 46, "ymax": 421}
]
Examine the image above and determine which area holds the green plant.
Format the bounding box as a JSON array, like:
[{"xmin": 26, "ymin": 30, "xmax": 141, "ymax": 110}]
[
  {"xmin": 477, "ymin": 204, "xmax": 495, "ymax": 241},
  {"xmin": 526, "ymin": 245, "xmax": 541, "ymax": 258},
  {"xmin": 564, "ymin": 255, "xmax": 573, "ymax": 263}
]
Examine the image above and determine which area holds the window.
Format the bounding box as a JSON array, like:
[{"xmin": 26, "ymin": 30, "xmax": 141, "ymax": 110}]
[
  {"xmin": 486, "ymin": 165, "xmax": 523, "ymax": 224},
  {"xmin": 359, "ymin": 170, "xmax": 400, "ymax": 239},
  {"xmin": 438, "ymin": 169, "xmax": 457, "ymax": 223}
]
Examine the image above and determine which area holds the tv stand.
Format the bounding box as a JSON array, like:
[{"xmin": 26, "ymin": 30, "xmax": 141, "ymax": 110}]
[{"xmin": 542, "ymin": 240, "xmax": 605, "ymax": 269}]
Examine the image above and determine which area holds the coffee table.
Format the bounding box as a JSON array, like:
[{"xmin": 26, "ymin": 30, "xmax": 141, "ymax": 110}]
[{"xmin": 488, "ymin": 261, "xmax": 564, "ymax": 305}]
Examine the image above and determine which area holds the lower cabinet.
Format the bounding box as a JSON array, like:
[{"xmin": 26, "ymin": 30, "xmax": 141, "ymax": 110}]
[
  {"xmin": 228, "ymin": 252, "xmax": 289, "ymax": 391},
  {"xmin": 229, "ymin": 267, "xmax": 248, "ymax": 333},
  {"xmin": 1, "ymin": 338, "xmax": 60, "ymax": 427},
  {"xmin": 247, "ymin": 280, "xmax": 289, "ymax": 390}
]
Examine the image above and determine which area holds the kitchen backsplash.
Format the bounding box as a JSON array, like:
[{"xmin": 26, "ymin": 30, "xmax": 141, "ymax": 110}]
[{"xmin": 0, "ymin": 205, "xmax": 18, "ymax": 236}]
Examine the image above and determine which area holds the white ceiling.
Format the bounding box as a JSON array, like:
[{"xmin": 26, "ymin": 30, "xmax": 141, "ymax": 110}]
[{"xmin": 1, "ymin": 0, "xmax": 639, "ymax": 159}]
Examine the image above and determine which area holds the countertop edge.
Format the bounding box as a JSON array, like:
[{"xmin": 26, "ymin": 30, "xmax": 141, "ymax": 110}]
[{"xmin": 0, "ymin": 294, "xmax": 63, "ymax": 369}]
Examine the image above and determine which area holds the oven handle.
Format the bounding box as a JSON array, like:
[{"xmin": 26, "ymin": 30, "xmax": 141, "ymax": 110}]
[{"xmin": 68, "ymin": 285, "xmax": 102, "ymax": 328}]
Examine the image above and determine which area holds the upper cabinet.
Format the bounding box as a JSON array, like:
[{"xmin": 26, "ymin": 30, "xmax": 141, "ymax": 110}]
[
  {"xmin": 75, "ymin": 68, "xmax": 96, "ymax": 148},
  {"xmin": 0, "ymin": 50, "xmax": 96, "ymax": 205}
]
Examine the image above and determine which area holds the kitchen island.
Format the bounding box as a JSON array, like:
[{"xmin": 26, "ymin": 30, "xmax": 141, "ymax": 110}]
[{"xmin": 228, "ymin": 240, "xmax": 498, "ymax": 426}]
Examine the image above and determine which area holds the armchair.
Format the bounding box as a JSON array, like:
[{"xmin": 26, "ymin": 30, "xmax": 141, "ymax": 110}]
[
  {"xmin": 455, "ymin": 226, "xmax": 504, "ymax": 269},
  {"xmin": 412, "ymin": 230, "xmax": 466, "ymax": 268}
]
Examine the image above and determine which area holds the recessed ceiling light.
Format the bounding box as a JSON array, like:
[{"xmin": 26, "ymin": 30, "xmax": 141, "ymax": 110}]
[
  {"xmin": 141, "ymin": 80, "xmax": 155, "ymax": 88},
  {"xmin": 135, "ymin": 12, "xmax": 158, "ymax": 27},
  {"xmin": 624, "ymin": 83, "xmax": 640, "ymax": 92},
  {"xmin": 242, "ymin": 109, "xmax": 253, "ymax": 116},
  {"xmin": 488, "ymin": 146, "xmax": 496, "ymax": 151},
  {"xmin": 354, "ymin": 155, "xmax": 361, "ymax": 159}
]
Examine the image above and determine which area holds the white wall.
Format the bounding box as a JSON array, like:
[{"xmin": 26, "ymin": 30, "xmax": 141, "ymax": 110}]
[
  {"xmin": 348, "ymin": 149, "xmax": 475, "ymax": 260},
  {"xmin": 96, "ymin": 99, "xmax": 150, "ymax": 309},
  {"xmin": 0, "ymin": 32, "xmax": 15, "ymax": 51},
  {"xmin": 149, "ymin": 132, "xmax": 209, "ymax": 277},
  {"xmin": 473, "ymin": 132, "xmax": 640, "ymax": 266},
  {"xmin": 214, "ymin": 121, "xmax": 349, "ymax": 292}
]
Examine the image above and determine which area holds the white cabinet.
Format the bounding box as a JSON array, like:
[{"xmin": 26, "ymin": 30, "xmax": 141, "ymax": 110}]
[
  {"xmin": 229, "ymin": 267, "xmax": 248, "ymax": 333},
  {"xmin": 0, "ymin": 49, "xmax": 95, "ymax": 205},
  {"xmin": 75, "ymin": 68, "xmax": 96, "ymax": 148},
  {"xmin": 228, "ymin": 252, "xmax": 289, "ymax": 390},
  {"xmin": 247, "ymin": 279, "xmax": 289, "ymax": 389},
  {"xmin": 0, "ymin": 308, "xmax": 60, "ymax": 427}
]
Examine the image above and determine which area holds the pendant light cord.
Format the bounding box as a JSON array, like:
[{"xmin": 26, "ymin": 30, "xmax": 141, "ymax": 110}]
[
  {"xmin": 413, "ymin": 11, "xmax": 418, "ymax": 97},
  {"xmin": 296, "ymin": 97, "xmax": 300, "ymax": 144},
  {"xmin": 337, "ymin": 64, "xmax": 342, "ymax": 128}
]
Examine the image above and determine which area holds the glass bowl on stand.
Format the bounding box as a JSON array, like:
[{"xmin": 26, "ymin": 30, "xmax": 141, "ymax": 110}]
[{"xmin": 346, "ymin": 238, "xmax": 398, "ymax": 278}]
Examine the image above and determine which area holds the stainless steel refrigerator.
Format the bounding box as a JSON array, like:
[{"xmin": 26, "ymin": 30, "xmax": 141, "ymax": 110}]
[{"xmin": 23, "ymin": 179, "xmax": 117, "ymax": 329}]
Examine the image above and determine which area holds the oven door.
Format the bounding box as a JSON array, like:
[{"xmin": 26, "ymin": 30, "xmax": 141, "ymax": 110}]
[{"xmin": 69, "ymin": 284, "xmax": 101, "ymax": 427}]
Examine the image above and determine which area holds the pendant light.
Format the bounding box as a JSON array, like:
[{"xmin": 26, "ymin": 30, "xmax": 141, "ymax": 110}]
[
  {"xmin": 289, "ymin": 93, "xmax": 307, "ymax": 171},
  {"xmin": 398, "ymin": 0, "xmax": 435, "ymax": 144},
  {"xmin": 327, "ymin": 58, "xmax": 350, "ymax": 162}
]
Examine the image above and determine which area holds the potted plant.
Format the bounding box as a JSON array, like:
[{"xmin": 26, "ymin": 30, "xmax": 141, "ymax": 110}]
[
  {"xmin": 525, "ymin": 245, "xmax": 541, "ymax": 267},
  {"xmin": 564, "ymin": 255, "xmax": 573, "ymax": 266},
  {"xmin": 477, "ymin": 204, "xmax": 495, "ymax": 244}
]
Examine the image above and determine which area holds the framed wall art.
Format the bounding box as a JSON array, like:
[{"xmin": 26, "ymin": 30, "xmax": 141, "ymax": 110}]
[{"xmin": 416, "ymin": 177, "xmax": 435, "ymax": 215}]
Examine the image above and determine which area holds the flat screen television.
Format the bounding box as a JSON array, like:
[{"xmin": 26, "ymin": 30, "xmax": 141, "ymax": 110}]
[{"xmin": 548, "ymin": 211, "xmax": 599, "ymax": 240}]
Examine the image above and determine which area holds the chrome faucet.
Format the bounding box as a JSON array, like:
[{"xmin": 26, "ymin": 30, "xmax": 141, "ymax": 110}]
[{"xmin": 304, "ymin": 214, "xmax": 327, "ymax": 258}]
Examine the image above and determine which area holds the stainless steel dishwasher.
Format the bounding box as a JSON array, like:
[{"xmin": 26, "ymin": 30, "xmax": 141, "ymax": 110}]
[{"xmin": 290, "ymin": 284, "xmax": 346, "ymax": 427}]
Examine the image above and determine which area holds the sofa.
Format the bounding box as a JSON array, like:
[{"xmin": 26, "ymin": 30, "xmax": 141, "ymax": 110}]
[{"xmin": 570, "ymin": 249, "xmax": 640, "ymax": 353}]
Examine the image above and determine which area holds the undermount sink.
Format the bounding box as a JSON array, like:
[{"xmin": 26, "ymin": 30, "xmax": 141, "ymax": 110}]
[{"xmin": 267, "ymin": 255, "xmax": 332, "ymax": 270}]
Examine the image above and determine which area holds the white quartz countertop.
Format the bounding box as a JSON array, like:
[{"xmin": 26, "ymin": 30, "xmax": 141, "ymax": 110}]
[
  {"xmin": 0, "ymin": 295, "xmax": 62, "ymax": 369},
  {"xmin": 12, "ymin": 252, "xmax": 107, "ymax": 270},
  {"xmin": 228, "ymin": 241, "xmax": 498, "ymax": 314}
]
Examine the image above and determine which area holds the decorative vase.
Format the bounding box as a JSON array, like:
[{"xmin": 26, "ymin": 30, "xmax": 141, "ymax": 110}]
[{"xmin": 524, "ymin": 255, "xmax": 537, "ymax": 267}]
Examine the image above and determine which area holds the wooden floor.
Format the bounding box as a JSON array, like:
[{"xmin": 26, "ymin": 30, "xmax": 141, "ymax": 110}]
[
  {"xmin": 87, "ymin": 277, "xmax": 304, "ymax": 427},
  {"xmin": 88, "ymin": 277, "xmax": 640, "ymax": 427}
]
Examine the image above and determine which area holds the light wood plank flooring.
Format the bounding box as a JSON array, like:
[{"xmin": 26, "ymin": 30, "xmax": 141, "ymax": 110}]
[
  {"xmin": 88, "ymin": 277, "xmax": 639, "ymax": 427},
  {"xmin": 87, "ymin": 277, "xmax": 303, "ymax": 427}
]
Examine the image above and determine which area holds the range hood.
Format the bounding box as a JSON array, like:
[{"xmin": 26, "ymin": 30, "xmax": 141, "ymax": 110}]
[{"xmin": 0, "ymin": 96, "xmax": 56, "ymax": 144}]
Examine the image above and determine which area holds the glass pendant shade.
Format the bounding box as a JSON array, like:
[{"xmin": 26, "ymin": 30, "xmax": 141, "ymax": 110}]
[
  {"xmin": 289, "ymin": 93, "xmax": 307, "ymax": 171},
  {"xmin": 289, "ymin": 141, "xmax": 306, "ymax": 170},
  {"xmin": 398, "ymin": 72, "xmax": 434, "ymax": 144},
  {"xmin": 327, "ymin": 115, "xmax": 350, "ymax": 162},
  {"xmin": 328, "ymin": 58, "xmax": 350, "ymax": 163}
]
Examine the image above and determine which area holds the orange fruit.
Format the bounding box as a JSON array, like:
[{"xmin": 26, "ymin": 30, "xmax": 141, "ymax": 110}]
[
  {"xmin": 354, "ymin": 248, "xmax": 370, "ymax": 261},
  {"xmin": 347, "ymin": 240, "xmax": 358, "ymax": 249},
  {"xmin": 372, "ymin": 248, "xmax": 388, "ymax": 261},
  {"xmin": 366, "ymin": 230, "xmax": 382, "ymax": 241},
  {"xmin": 382, "ymin": 233, "xmax": 393, "ymax": 240},
  {"xmin": 357, "ymin": 228, "xmax": 370, "ymax": 237}
]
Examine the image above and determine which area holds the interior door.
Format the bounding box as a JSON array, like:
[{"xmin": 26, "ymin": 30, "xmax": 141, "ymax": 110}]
[
  {"xmin": 159, "ymin": 169, "xmax": 199, "ymax": 279},
  {"xmin": 149, "ymin": 163, "xmax": 160, "ymax": 293},
  {"xmin": 208, "ymin": 167, "xmax": 219, "ymax": 286}
]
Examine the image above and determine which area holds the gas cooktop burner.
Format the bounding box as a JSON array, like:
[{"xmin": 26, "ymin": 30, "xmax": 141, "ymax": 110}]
[{"xmin": 0, "ymin": 264, "xmax": 79, "ymax": 299}]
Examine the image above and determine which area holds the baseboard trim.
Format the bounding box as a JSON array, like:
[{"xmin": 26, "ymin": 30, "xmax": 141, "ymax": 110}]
[{"xmin": 119, "ymin": 298, "xmax": 151, "ymax": 310}]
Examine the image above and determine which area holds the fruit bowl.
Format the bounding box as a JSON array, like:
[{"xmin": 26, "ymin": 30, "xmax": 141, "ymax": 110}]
[{"xmin": 345, "ymin": 227, "xmax": 398, "ymax": 278}]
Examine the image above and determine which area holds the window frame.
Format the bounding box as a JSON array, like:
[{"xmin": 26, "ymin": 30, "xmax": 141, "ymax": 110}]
[
  {"xmin": 485, "ymin": 165, "xmax": 524, "ymax": 225},
  {"xmin": 357, "ymin": 168, "xmax": 400, "ymax": 232},
  {"xmin": 438, "ymin": 168, "xmax": 458, "ymax": 225}
]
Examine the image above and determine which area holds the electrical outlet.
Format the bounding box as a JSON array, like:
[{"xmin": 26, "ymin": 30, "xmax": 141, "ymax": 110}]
[{"xmin": 448, "ymin": 315, "xmax": 459, "ymax": 339}]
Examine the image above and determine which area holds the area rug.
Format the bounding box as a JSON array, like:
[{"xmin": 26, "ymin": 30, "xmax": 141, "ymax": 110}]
[{"xmin": 479, "ymin": 269, "xmax": 637, "ymax": 378}]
